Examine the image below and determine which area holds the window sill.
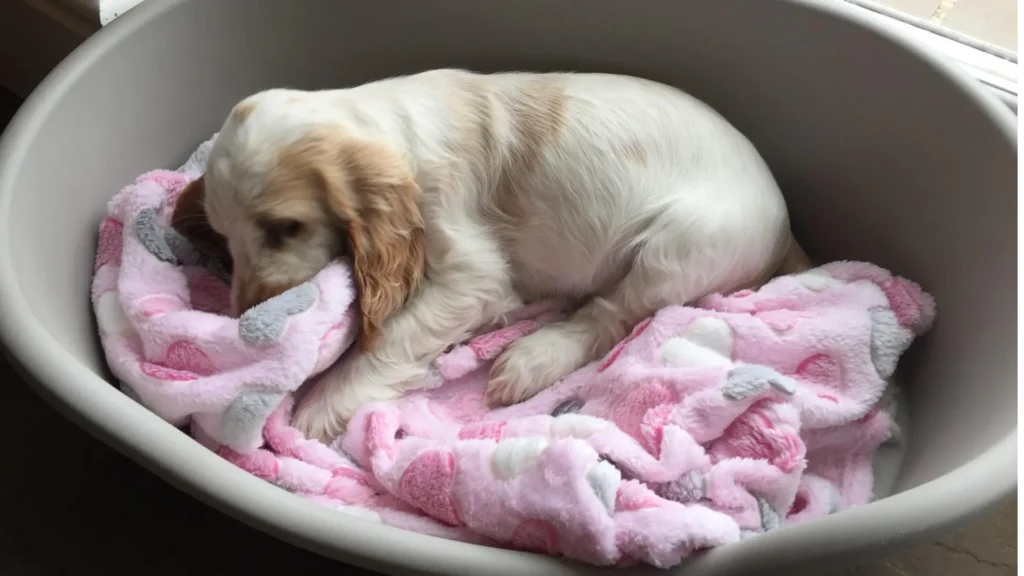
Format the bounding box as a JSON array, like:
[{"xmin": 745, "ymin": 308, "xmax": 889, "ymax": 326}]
[{"xmin": 836, "ymin": 0, "xmax": 1017, "ymax": 113}]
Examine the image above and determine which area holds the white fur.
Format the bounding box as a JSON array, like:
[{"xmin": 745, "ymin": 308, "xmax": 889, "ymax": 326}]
[{"xmin": 204, "ymin": 70, "xmax": 791, "ymax": 442}]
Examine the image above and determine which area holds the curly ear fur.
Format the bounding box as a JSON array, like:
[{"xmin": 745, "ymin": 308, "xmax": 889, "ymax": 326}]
[
  {"xmin": 322, "ymin": 139, "xmax": 427, "ymax": 352},
  {"xmin": 170, "ymin": 175, "xmax": 232, "ymax": 265}
]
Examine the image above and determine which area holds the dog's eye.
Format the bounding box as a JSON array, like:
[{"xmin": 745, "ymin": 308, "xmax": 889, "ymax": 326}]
[{"xmin": 263, "ymin": 218, "xmax": 304, "ymax": 248}]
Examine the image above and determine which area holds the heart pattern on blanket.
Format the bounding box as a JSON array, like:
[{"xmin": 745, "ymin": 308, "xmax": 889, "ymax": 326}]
[
  {"xmin": 612, "ymin": 380, "xmax": 678, "ymax": 443},
  {"xmin": 139, "ymin": 170, "xmax": 189, "ymax": 201},
  {"xmin": 135, "ymin": 208, "xmax": 178, "ymax": 264},
  {"xmin": 140, "ymin": 339, "xmax": 214, "ymax": 381},
  {"xmin": 140, "ymin": 362, "xmax": 200, "ymax": 381},
  {"xmin": 95, "ymin": 291, "xmax": 133, "ymax": 337},
  {"xmin": 186, "ymin": 269, "xmax": 230, "ymax": 314},
  {"xmin": 238, "ymin": 282, "xmax": 318, "ymax": 346},
  {"xmin": 616, "ymin": 480, "xmax": 666, "ymax": 511},
  {"xmin": 660, "ymin": 316, "xmax": 734, "ymax": 369},
  {"xmin": 399, "ymin": 450, "xmax": 462, "ymax": 526},
  {"xmin": 754, "ymin": 310, "xmax": 817, "ymax": 333},
  {"xmin": 794, "ymin": 353, "xmax": 842, "ymax": 389},
  {"xmin": 93, "ymin": 141, "xmax": 938, "ymax": 569},
  {"xmin": 95, "ymin": 218, "xmax": 124, "ymax": 270},
  {"xmin": 165, "ymin": 339, "xmax": 215, "ymax": 375},
  {"xmin": 222, "ymin": 390, "xmax": 287, "ymax": 450},
  {"xmin": 137, "ymin": 295, "xmax": 187, "ymax": 317},
  {"xmin": 598, "ymin": 317, "xmax": 653, "ymax": 372},
  {"xmin": 511, "ymin": 518, "xmax": 560, "ymax": 555},
  {"xmin": 722, "ymin": 364, "xmax": 797, "ymax": 400}
]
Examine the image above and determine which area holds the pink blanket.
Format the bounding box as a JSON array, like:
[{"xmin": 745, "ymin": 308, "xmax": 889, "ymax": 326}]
[{"xmin": 93, "ymin": 138, "xmax": 936, "ymax": 568}]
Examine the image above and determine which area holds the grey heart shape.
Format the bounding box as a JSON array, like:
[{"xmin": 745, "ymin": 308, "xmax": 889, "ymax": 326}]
[
  {"xmin": 722, "ymin": 364, "xmax": 796, "ymax": 400},
  {"xmin": 135, "ymin": 208, "xmax": 230, "ymax": 282},
  {"xmin": 165, "ymin": 227, "xmax": 231, "ymax": 283},
  {"xmin": 239, "ymin": 282, "xmax": 318, "ymax": 345},
  {"xmin": 658, "ymin": 470, "xmax": 706, "ymax": 503},
  {"xmin": 551, "ymin": 397, "xmax": 585, "ymax": 417},
  {"xmin": 756, "ymin": 496, "xmax": 783, "ymax": 532},
  {"xmin": 222, "ymin": 390, "xmax": 286, "ymax": 450},
  {"xmin": 135, "ymin": 208, "xmax": 177, "ymax": 264}
]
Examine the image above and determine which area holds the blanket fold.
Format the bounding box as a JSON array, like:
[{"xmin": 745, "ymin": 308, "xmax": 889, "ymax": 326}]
[{"xmin": 93, "ymin": 136, "xmax": 935, "ymax": 568}]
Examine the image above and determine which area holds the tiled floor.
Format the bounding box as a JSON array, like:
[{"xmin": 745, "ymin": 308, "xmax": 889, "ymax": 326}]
[{"xmin": 868, "ymin": 0, "xmax": 1018, "ymax": 51}]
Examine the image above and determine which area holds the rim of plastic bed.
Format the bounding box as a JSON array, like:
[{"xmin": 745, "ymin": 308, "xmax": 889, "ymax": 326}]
[{"xmin": 0, "ymin": 0, "xmax": 1016, "ymax": 575}]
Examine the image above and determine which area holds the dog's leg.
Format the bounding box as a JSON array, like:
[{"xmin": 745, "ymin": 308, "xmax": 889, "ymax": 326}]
[
  {"xmin": 293, "ymin": 244, "xmax": 520, "ymax": 443},
  {"xmin": 485, "ymin": 279, "xmax": 648, "ymax": 407},
  {"xmin": 486, "ymin": 207, "xmax": 781, "ymax": 406}
]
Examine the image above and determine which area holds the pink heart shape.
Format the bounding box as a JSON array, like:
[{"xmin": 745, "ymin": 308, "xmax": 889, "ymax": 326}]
[
  {"xmin": 139, "ymin": 363, "xmax": 199, "ymax": 382},
  {"xmin": 468, "ymin": 318, "xmax": 539, "ymax": 359},
  {"xmin": 882, "ymin": 278, "xmax": 922, "ymax": 329},
  {"xmin": 95, "ymin": 218, "xmax": 124, "ymax": 270},
  {"xmin": 398, "ymin": 450, "xmax": 462, "ymax": 526},
  {"xmin": 457, "ymin": 420, "xmax": 506, "ymax": 441},
  {"xmin": 795, "ymin": 353, "xmax": 841, "ymax": 387},
  {"xmin": 186, "ymin": 270, "xmax": 230, "ymax": 314},
  {"xmin": 165, "ymin": 339, "xmax": 215, "ymax": 375},
  {"xmin": 598, "ymin": 316, "xmax": 653, "ymax": 372},
  {"xmin": 140, "ymin": 339, "xmax": 214, "ymax": 381},
  {"xmin": 714, "ymin": 408, "xmax": 805, "ymax": 474},
  {"xmin": 612, "ymin": 379, "xmax": 678, "ymax": 448},
  {"xmin": 615, "ymin": 480, "xmax": 664, "ymax": 512},
  {"xmin": 217, "ymin": 446, "xmax": 279, "ymax": 481},
  {"xmin": 314, "ymin": 322, "xmax": 347, "ymax": 373},
  {"xmin": 140, "ymin": 170, "xmax": 189, "ymax": 200},
  {"xmin": 755, "ymin": 310, "xmax": 815, "ymax": 333},
  {"xmin": 510, "ymin": 518, "xmax": 560, "ymax": 555},
  {"xmin": 640, "ymin": 403, "xmax": 676, "ymax": 458},
  {"xmin": 138, "ymin": 295, "xmax": 186, "ymax": 317}
]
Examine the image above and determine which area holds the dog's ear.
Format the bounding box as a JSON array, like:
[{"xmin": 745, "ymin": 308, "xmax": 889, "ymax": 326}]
[
  {"xmin": 171, "ymin": 175, "xmax": 231, "ymax": 265},
  {"xmin": 323, "ymin": 140, "xmax": 426, "ymax": 352}
]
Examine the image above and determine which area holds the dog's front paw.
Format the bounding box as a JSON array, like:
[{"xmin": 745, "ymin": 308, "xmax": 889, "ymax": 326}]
[
  {"xmin": 291, "ymin": 382, "xmax": 351, "ymax": 444},
  {"xmin": 486, "ymin": 325, "xmax": 588, "ymax": 407}
]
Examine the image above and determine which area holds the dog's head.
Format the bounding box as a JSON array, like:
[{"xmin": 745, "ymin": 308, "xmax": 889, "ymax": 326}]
[{"xmin": 172, "ymin": 91, "xmax": 426, "ymax": 350}]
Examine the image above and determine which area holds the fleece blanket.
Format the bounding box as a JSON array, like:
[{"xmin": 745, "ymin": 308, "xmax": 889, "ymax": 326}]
[{"xmin": 92, "ymin": 136, "xmax": 936, "ymax": 568}]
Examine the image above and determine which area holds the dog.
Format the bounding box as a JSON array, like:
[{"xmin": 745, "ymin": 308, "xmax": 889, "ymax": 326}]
[{"xmin": 171, "ymin": 69, "xmax": 804, "ymax": 443}]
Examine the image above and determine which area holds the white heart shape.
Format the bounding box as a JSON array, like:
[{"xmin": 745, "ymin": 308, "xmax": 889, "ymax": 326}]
[
  {"xmin": 491, "ymin": 437, "xmax": 548, "ymax": 480},
  {"xmin": 680, "ymin": 316, "xmax": 734, "ymax": 355},
  {"xmin": 586, "ymin": 460, "xmax": 621, "ymax": 514},
  {"xmin": 96, "ymin": 291, "xmax": 133, "ymax": 337},
  {"xmin": 660, "ymin": 316, "xmax": 734, "ymax": 368},
  {"xmin": 797, "ymin": 270, "xmax": 842, "ymax": 292},
  {"xmin": 550, "ymin": 413, "xmax": 610, "ymax": 438},
  {"xmin": 660, "ymin": 337, "xmax": 732, "ymax": 368}
]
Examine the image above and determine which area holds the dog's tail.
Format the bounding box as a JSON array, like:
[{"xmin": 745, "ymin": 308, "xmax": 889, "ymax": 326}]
[
  {"xmin": 746, "ymin": 229, "xmax": 812, "ymax": 290},
  {"xmin": 773, "ymin": 231, "xmax": 812, "ymax": 277}
]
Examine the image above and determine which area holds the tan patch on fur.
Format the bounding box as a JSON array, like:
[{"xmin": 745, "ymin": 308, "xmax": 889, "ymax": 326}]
[
  {"xmin": 455, "ymin": 75, "xmax": 497, "ymax": 164},
  {"xmin": 256, "ymin": 131, "xmax": 426, "ymax": 350},
  {"xmin": 451, "ymin": 76, "xmax": 511, "ymax": 222},
  {"xmin": 504, "ymin": 77, "xmax": 569, "ymax": 176},
  {"xmin": 457, "ymin": 75, "xmax": 569, "ymax": 236},
  {"xmin": 231, "ymin": 100, "xmax": 256, "ymax": 124},
  {"xmin": 623, "ymin": 139, "xmax": 648, "ymax": 166},
  {"xmin": 495, "ymin": 77, "xmax": 569, "ymax": 269}
]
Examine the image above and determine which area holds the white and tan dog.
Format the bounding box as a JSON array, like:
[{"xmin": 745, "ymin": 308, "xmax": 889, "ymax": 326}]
[{"xmin": 173, "ymin": 69, "xmax": 804, "ymax": 443}]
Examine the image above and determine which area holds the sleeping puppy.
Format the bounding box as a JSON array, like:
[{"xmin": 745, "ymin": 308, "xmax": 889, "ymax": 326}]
[{"xmin": 172, "ymin": 69, "xmax": 803, "ymax": 443}]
